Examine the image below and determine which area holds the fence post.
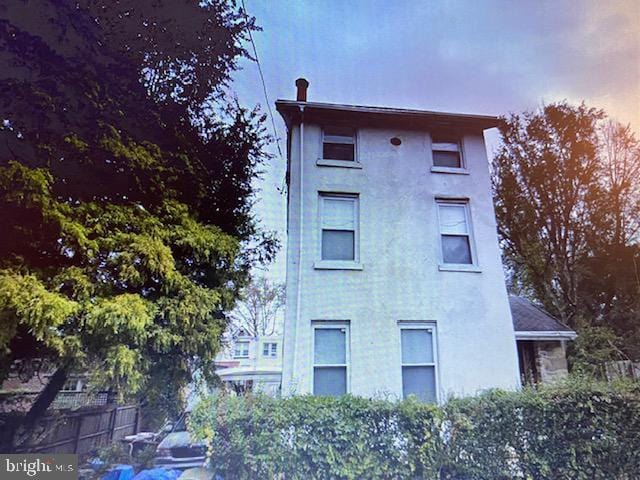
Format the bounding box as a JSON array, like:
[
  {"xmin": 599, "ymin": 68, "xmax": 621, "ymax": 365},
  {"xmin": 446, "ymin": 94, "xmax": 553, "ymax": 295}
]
[
  {"xmin": 72, "ymin": 413, "xmax": 83, "ymax": 454},
  {"xmin": 108, "ymin": 407, "xmax": 117, "ymax": 443},
  {"xmin": 134, "ymin": 404, "xmax": 141, "ymax": 434}
]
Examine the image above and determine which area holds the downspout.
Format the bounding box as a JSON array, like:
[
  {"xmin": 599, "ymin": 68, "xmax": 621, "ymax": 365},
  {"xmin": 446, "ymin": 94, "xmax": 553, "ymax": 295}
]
[{"xmin": 292, "ymin": 105, "xmax": 304, "ymax": 393}]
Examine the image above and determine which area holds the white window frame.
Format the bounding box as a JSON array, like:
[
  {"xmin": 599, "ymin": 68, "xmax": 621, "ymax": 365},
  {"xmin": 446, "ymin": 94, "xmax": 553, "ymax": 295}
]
[
  {"xmin": 263, "ymin": 342, "xmax": 277, "ymax": 357},
  {"xmin": 234, "ymin": 340, "xmax": 250, "ymax": 358},
  {"xmin": 430, "ymin": 135, "xmax": 468, "ymax": 174},
  {"xmin": 319, "ymin": 126, "xmax": 358, "ymax": 164},
  {"xmin": 311, "ymin": 322, "xmax": 350, "ymax": 396},
  {"xmin": 315, "ymin": 193, "xmax": 362, "ymax": 270},
  {"xmin": 435, "ymin": 199, "xmax": 480, "ymax": 272},
  {"xmin": 61, "ymin": 378, "xmax": 83, "ymax": 392},
  {"xmin": 399, "ymin": 322, "xmax": 439, "ymax": 403}
]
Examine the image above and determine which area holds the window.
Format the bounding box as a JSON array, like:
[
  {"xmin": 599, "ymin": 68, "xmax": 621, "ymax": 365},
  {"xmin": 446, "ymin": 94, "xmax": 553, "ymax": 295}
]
[
  {"xmin": 401, "ymin": 325, "xmax": 437, "ymax": 402},
  {"xmin": 313, "ymin": 325, "xmax": 348, "ymax": 396},
  {"xmin": 437, "ymin": 201, "xmax": 474, "ymax": 265},
  {"xmin": 234, "ymin": 341, "xmax": 249, "ymax": 358},
  {"xmin": 323, "ymin": 126, "xmax": 356, "ymax": 161},
  {"xmin": 320, "ymin": 195, "xmax": 358, "ymax": 261},
  {"xmin": 263, "ymin": 342, "xmax": 277, "ymax": 357},
  {"xmin": 432, "ymin": 137, "xmax": 463, "ymax": 169},
  {"xmin": 61, "ymin": 378, "xmax": 82, "ymax": 392}
]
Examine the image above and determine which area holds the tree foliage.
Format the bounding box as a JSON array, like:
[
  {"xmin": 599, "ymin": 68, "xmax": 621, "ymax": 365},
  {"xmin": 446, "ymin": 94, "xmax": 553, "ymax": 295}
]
[
  {"xmin": 229, "ymin": 276, "xmax": 285, "ymax": 337},
  {"xmin": 0, "ymin": 0, "xmax": 277, "ymax": 430},
  {"xmin": 492, "ymin": 102, "xmax": 640, "ymax": 362}
]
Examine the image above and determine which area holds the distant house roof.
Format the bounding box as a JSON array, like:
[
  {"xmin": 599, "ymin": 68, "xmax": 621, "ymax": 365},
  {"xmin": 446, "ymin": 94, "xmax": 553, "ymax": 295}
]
[
  {"xmin": 509, "ymin": 296, "xmax": 577, "ymax": 340},
  {"xmin": 275, "ymin": 100, "xmax": 501, "ymax": 133}
]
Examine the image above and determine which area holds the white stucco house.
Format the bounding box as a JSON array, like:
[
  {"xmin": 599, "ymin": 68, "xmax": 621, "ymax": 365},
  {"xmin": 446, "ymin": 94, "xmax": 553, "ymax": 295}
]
[
  {"xmin": 275, "ymin": 79, "xmax": 574, "ymax": 402},
  {"xmin": 214, "ymin": 330, "xmax": 282, "ymax": 396}
]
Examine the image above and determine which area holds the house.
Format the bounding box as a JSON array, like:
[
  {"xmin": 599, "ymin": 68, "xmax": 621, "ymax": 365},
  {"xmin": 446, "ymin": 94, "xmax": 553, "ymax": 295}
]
[
  {"xmin": 0, "ymin": 366, "xmax": 109, "ymax": 413},
  {"xmin": 214, "ymin": 330, "xmax": 282, "ymax": 396},
  {"xmin": 275, "ymin": 79, "xmax": 574, "ymax": 402},
  {"xmin": 509, "ymin": 296, "xmax": 577, "ymax": 385}
]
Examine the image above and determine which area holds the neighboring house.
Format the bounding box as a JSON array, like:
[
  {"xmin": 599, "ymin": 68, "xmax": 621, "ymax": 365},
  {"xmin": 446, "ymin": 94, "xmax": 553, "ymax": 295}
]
[
  {"xmin": 0, "ymin": 367, "xmax": 108, "ymax": 413},
  {"xmin": 214, "ymin": 330, "xmax": 282, "ymax": 396},
  {"xmin": 510, "ymin": 296, "xmax": 577, "ymax": 385},
  {"xmin": 275, "ymin": 78, "xmax": 574, "ymax": 402}
]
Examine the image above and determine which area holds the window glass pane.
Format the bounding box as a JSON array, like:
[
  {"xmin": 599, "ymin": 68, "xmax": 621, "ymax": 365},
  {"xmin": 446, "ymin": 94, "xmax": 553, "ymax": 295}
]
[
  {"xmin": 271, "ymin": 343, "xmax": 277, "ymax": 356},
  {"xmin": 442, "ymin": 235, "xmax": 472, "ymax": 264},
  {"xmin": 263, "ymin": 344, "xmax": 269, "ymax": 356},
  {"xmin": 322, "ymin": 230, "xmax": 355, "ymax": 261},
  {"xmin": 323, "ymin": 199, "xmax": 355, "ymax": 229},
  {"xmin": 439, "ymin": 204, "xmax": 468, "ymax": 234},
  {"xmin": 401, "ymin": 329, "xmax": 434, "ymax": 364},
  {"xmin": 314, "ymin": 367, "xmax": 346, "ymax": 396},
  {"xmin": 323, "ymin": 143, "xmax": 354, "ymax": 160},
  {"xmin": 324, "ymin": 126, "xmax": 354, "ymax": 142},
  {"xmin": 432, "ymin": 141, "xmax": 459, "ymax": 152},
  {"xmin": 402, "ymin": 366, "xmax": 436, "ymax": 402},
  {"xmin": 314, "ymin": 328, "xmax": 346, "ymax": 364},
  {"xmin": 433, "ymin": 150, "xmax": 461, "ymax": 168},
  {"xmin": 235, "ymin": 342, "xmax": 248, "ymax": 357}
]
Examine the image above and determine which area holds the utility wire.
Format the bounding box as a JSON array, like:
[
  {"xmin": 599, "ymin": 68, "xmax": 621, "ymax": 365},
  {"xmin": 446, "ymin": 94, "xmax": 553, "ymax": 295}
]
[{"xmin": 241, "ymin": 0, "xmax": 286, "ymax": 195}]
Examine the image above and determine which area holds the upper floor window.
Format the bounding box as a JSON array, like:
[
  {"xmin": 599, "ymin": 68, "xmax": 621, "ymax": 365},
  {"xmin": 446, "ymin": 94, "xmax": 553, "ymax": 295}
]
[
  {"xmin": 437, "ymin": 201, "xmax": 474, "ymax": 265},
  {"xmin": 263, "ymin": 342, "xmax": 277, "ymax": 357},
  {"xmin": 61, "ymin": 378, "xmax": 83, "ymax": 392},
  {"xmin": 313, "ymin": 324, "xmax": 349, "ymax": 396},
  {"xmin": 320, "ymin": 194, "xmax": 358, "ymax": 262},
  {"xmin": 432, "ymin": 137, "xmax": 463, "ymax": 169},
  {"xmin": 400, "ymin": 324, "xmax": 438, "ymax": 403},
  {"xmin": 323, "ymin": 126, "xmax": 356, "ymax": 161},
  {"xmin": 234, "ymin": 341, "xmax": 249, "ymax": 358}
]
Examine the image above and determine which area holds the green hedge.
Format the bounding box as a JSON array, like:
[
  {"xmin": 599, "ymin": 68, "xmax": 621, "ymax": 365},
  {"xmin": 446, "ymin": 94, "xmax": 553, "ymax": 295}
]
[{"xmin": 188, "ymin": 380, "xmax": 640, "ymax": 479}]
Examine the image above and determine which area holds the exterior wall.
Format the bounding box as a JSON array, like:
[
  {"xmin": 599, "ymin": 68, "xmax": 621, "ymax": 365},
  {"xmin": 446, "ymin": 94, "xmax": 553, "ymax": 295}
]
[
  {"xmin": 536, "ymin": 341, "xmax": 569, "ymax": 383},
  {"xmin": 215, "ymin": 335, "xmax": 282, "ymax": 397},
  {"xmin": 254, "ymin": 335, "xmax": 283, "ymax": 371},
  {"xmin": 282, "ymin": 122, "xmax": 521, "ymax": 400}
]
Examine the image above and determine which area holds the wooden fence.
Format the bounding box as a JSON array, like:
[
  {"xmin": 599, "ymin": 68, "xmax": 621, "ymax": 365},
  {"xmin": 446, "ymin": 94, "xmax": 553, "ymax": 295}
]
[
  {"xmin": 6, "ymin": 404, "xmax": 140, "ymax": 455},
  {"xmin": 605, "ymin": 360, "xmax": 640, "ymax": 381}
]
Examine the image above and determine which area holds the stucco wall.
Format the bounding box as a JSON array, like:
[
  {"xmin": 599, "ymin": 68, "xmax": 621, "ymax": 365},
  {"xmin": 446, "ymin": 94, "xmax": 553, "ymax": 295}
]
[{"xmin": 282, "ymin": 122, "xmax": 521, "ymax": 400}]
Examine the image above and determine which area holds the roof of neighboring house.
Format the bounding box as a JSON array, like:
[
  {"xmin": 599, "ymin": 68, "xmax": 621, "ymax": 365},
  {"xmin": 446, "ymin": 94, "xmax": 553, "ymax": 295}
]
[
  {"xmin": 509, "ymin": 296, "xmax": 577, "ymax": 340},
  {"xmin": 275, "ymin": 100, "xmax": 501, "ymax": 132}
]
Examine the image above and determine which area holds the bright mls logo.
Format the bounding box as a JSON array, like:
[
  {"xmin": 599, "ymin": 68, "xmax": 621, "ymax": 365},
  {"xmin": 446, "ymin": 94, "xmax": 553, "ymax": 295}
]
[{"xmin": 1, "ymin": 455, "xmax": 77, "ymax": 480}]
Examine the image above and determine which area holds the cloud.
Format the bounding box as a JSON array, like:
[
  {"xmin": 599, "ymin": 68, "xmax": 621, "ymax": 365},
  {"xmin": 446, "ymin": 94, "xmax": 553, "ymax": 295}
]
[{"xmin": 234, "ymin": 0, "xmax": 640, "ymax": 280}]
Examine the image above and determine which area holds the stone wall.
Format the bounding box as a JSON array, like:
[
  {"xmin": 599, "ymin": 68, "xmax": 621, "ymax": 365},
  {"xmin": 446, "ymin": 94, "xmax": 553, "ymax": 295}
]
[{"xmin": 536, "ymin": 341, "xmax": 569, "ymax": 383}]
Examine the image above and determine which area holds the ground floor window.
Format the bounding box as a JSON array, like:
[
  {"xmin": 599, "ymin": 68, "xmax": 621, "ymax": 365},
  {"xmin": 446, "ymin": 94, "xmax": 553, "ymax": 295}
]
[
  {"xmin": 400, "ymin": 323, "xmax": 438, "ymax": 402},
  {"xmin": 313, "ymin": 323, "xmax": 349, "ymax": 396},
  {"xmin": 226, "ymin": 379, "xmax": 254, "ymax": 395}
]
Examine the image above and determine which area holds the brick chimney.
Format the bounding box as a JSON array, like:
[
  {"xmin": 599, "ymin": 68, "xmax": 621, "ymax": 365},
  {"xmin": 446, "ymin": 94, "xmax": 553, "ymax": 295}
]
[{"xmin": 295, "ymin": 78, "xmax": 309, "ymax": 102}]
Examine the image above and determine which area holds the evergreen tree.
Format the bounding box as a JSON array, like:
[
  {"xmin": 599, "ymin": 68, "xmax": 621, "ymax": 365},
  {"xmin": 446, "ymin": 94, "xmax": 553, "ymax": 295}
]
[{"xmin": 0, "ymin": 0, "xmax": 277, "ymax": 437}]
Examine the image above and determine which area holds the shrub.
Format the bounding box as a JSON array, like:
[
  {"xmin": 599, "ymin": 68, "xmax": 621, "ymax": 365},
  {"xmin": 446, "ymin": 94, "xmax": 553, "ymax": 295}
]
[
  {"xmin": 189, "ymin": 380, "xmax": 640, "ymax": 479},
  {"xmin": 189, "ymin": 394, "xmax": 442, "ymax": 479}
]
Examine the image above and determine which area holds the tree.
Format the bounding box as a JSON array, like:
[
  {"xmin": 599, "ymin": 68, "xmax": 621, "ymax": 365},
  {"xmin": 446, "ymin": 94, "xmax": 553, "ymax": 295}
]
[
  {"xmin": 229, "ymin": 277, "xmax": 285, "ymax": 337},
  {"xmin": 492, "ymin": 101, "xmax": 640, "ymax": 363},
  {"xmin": 0, "ymin": 0, "xmax": 277, "ymax": 440}
]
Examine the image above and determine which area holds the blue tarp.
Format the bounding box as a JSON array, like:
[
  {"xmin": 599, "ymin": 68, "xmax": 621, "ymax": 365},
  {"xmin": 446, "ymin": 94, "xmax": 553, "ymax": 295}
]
[
  {"xmin": 101, "ymin": 465, "xmax": 135, "ymax": 480},
  {"xmin": 132, "ymin": 468, "xmax": 181, "ymax": 480}
]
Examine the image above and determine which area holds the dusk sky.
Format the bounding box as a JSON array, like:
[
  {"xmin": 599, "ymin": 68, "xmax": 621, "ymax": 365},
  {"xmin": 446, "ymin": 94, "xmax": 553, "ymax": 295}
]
[{"xmin": 230, "ymin": 0, "xmax": 640, "ymax": 282}]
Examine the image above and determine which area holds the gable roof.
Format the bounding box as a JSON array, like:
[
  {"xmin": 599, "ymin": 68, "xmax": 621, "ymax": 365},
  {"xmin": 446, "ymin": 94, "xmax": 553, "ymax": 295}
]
[{"xmin": 509, "ymin": 296, "xmax": 577, "ymax": 340}]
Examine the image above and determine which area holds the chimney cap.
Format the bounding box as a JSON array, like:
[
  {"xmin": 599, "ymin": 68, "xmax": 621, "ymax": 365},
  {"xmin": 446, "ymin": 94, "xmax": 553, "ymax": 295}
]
[{"xmin": 295, "ymin": 78, "xmax": 309, "ymax": 102}]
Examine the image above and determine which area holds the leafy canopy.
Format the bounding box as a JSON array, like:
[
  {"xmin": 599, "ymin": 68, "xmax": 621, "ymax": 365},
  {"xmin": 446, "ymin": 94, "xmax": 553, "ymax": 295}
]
[
  {"xmin": 0, "ymin": 0, "xmax": 277, "ymax": 417},
  {"xmin": 492, "ymin": 102, "xmax": 640, "ymax": 364}
]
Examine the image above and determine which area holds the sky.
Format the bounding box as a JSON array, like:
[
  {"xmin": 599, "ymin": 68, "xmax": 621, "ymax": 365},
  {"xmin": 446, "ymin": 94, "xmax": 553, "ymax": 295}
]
[{"xmin": 229, "ymin": 0, "xmax": 640, "ymax": 282}]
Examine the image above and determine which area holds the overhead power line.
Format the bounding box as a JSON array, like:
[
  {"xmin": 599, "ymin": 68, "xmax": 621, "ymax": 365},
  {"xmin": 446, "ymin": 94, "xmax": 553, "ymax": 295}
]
[{"xmin": 241, "ymin": 0, "xmax": 285, "ymax": 196}]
